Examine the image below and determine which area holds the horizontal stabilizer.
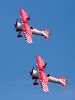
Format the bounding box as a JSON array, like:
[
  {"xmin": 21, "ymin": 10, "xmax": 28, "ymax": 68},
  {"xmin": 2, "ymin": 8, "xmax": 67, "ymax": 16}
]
[{"xmin": 59, "ymin": 76, "xmax": 68, "ymax": 87}]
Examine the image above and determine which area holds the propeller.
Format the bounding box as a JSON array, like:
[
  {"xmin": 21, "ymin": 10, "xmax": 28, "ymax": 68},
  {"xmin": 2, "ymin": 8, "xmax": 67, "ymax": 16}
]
[
  {"xmin": 14, "ymin": 18, "xmax": 18, "ymax": 27},
  {"xmin": 30, "ymin": 66, "xmax": 34, "ymax": 75}
]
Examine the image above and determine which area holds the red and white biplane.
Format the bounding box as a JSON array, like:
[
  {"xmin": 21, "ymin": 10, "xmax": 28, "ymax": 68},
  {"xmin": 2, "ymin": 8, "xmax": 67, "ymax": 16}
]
[
  {"xmin": 30, "ymin": 56, "xmax": 68, "ymax": 92},
  {"xmin": 14, "ymin": 9, "xmax": 51, "ymax": 44}
]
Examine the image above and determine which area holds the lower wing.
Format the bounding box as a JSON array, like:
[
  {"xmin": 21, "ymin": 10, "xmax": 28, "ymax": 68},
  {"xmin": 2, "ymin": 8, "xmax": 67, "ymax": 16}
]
[
  {"xmin": 39, "ymin": 71, "xmax": 49, "ymax": 92},
  {"xmin": 23, "ymin": 23, "xmax": 33, "ymax": 44}
]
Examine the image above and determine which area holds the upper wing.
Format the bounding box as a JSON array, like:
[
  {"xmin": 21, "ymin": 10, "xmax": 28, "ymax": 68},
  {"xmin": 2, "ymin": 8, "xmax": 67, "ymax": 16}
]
[
  {"xmin": 20, "ymin": 9, "xmax": 29, "ymax": 23},
  {"xmin": 20, "ymin": 9, "xmax": 33, "ymax": 43},
  {"xmin": 39, "ymin": 70, "xmax": 49, "ymax": 92},
  {"xmin": 36, "ymin": 56, "xmax": 45, "ymax": 71}
]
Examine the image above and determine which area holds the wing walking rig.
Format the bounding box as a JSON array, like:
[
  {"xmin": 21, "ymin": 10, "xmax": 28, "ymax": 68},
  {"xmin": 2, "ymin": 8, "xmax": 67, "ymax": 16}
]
[
  {"xmin": 14, "ymin": 9, "xmax": 51, "ymax": 44},
  {"xmin": 30, "ymin": 56, "xmax": 68, "ymax": 92}
]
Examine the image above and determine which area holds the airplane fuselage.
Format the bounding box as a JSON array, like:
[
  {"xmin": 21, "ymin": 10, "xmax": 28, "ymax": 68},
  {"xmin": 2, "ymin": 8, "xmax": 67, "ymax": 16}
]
[
  {"xmin": 31, "ymin": 70, "xmax": 60, "ymax": 84},
  {"xmin": 15, "ymin": 22, "xmax": 50, "ymax": 38}
]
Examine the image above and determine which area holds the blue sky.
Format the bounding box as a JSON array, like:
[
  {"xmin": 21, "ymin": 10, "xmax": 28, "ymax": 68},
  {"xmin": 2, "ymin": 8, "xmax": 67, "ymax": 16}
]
[{"xmin": 0, "ymin": 0, "xmax": 75, "ymax": 100}]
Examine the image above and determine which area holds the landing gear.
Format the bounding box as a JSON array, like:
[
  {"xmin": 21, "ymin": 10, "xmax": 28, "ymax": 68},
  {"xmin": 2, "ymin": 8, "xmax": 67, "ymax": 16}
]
[
  {"xmin": 33, "ymin": 79, "xmax": 39, "ymax": 85},
  {"xmin": 17, "ymin": 32, "xmax": 22, "ymax": 38},
  {"xmin": 33, "ymin": 81, "xmax": 39, "ymax": 85}
]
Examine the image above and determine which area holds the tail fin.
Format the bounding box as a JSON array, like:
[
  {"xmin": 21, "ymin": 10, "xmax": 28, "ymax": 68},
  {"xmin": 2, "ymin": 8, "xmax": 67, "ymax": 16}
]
[
  {"xmin": 42, "ymin": 29, "xmax": 51, "ymax": 39},
  {"xmin": 59, "ymin": 76, "xmax": 68, "ymax": 87}
]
